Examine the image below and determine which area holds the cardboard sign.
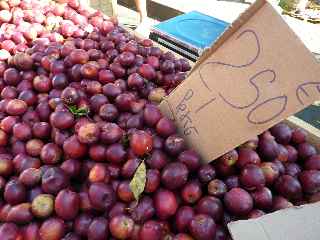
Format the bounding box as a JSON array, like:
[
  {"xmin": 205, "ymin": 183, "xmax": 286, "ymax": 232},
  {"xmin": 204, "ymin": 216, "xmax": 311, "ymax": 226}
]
[
  {"xmin": 159, "ymin": 0, "xmax": 320, "ymax": 162},
  {"xmin": 228, "ymin": 202, "xmax": 320, "ymax": 240}
]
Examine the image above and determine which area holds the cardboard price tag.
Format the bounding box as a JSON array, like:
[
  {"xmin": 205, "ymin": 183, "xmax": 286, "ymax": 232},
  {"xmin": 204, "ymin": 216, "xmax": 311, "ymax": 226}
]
[{"xmin": 159, "ymin": 0, "xmax": 320, "ymax": 163}]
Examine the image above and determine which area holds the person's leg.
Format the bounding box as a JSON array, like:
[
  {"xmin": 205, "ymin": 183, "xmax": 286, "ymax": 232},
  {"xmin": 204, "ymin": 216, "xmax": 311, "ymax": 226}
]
[{"xmin": 134, "ymin": 0, "xmax": 148, "ymax": 23}]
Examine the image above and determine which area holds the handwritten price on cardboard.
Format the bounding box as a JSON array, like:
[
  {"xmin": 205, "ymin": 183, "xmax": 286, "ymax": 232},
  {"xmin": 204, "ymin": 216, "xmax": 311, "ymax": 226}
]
[
  {"xmin": 159, "ymin": 0, "xmax": 320, "ymax": 162},
  {"xmin": 166, "ymin": 29, "xmax": 320, "ymax": 137}
]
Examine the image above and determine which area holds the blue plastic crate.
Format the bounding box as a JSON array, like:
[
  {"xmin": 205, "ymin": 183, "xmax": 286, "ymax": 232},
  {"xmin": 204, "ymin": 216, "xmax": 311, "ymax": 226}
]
[{"xmin": 150, "ymin": 11, "xmax": 229, "ymax": 61}]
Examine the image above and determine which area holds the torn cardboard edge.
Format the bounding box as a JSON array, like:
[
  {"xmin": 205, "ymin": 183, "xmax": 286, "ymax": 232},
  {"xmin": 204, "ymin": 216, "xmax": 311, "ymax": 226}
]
[{"xmin": 228, "ymin": 202, "xmax": 320, "ymax": 240}]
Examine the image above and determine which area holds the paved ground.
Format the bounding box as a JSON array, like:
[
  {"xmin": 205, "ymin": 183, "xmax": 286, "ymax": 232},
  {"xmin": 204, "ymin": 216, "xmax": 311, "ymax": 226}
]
[
  {"xmin": 117, "ymin": 4, "xmax": 158, "ymax": 27},
  {"xmin": 117, "ymin": 4, "xmax": 159, "ymax": 36},
  {"xmin": 283, "ymin": 15, "xmax": 320, "ymax": 54},
  {"xmin": 151, "ymin": 0, "xmax": 249, "ymax": 23}
]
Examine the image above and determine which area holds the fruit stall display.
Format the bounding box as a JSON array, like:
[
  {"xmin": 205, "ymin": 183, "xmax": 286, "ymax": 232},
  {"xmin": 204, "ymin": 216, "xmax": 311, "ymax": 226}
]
[{"xmin": 0, "ymin": 0, "xmax": 320, "ymax": 240}]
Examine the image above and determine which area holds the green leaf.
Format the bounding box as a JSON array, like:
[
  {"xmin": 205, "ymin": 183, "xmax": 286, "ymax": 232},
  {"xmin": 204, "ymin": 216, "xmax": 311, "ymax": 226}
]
[
  {"xmin": 67, "ymin": 105, "xmax": 77, "ymax": 113},
  {"xmin": 76, "ymin": 107, "xmax": 90, "ymax": 116},
  {"xmin": 67, "ymin": 105, "xmax": 89, "ymax": 117},
  {"xmin": 129, "ymin": 161, "xmax": 146, "ymax": 201}
]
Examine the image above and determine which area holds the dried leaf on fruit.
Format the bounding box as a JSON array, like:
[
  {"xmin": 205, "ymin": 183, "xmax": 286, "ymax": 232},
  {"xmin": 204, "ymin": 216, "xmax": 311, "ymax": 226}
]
[{"xmin": 129, "ymin": 161, "xmax": 146, "ymax": 201}]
